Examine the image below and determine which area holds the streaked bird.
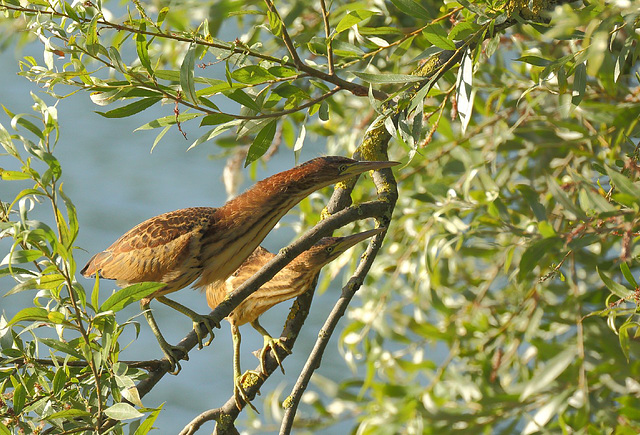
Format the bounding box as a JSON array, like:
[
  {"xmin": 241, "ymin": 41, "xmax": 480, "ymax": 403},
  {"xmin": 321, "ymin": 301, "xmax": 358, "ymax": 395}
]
[
  {"xmin": 81, "ymin": 157, "xmax": 398, "ymax": 373},
  {"xmin": 207, "ymin": 227, "xmax": 385, "ymax": 410}
]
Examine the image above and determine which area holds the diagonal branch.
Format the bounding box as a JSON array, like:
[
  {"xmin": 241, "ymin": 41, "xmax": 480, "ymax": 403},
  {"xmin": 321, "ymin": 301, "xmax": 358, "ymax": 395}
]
[{"xmin": 134, "ymin": 200, "xmax": 394, "ymax": 399}]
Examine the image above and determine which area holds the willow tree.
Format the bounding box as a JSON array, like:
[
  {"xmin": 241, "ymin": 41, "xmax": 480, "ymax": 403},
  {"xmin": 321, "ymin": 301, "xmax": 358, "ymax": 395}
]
[{"xmin": 2, "ymin": 0, "xmax": 640, "ymax": 433}]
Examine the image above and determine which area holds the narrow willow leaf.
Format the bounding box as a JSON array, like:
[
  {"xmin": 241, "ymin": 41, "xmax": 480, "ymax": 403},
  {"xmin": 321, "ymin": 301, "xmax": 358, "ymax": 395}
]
[
  {"xmin": 7, "ymin": 307, "xmax": 50, "ymax": 326},
  {"xmin": 180, "ymin": 43, "xmax": 198, "ymax": 104},
  {"xmin": 136, "ymin": 113, "xmax": 201, "ymax": 130},
  {"xmin": 619, "ymin": 322, "xmax": 636, "ymax": 362},
  {"xmin": 390, "ymin": 0, "xmax": 430, "ymax": 20},
  {"xmin": 99, "ymin": 282, "xmax": 166, "ymax": 313},
  {"xmin": 85, "ymin": 13, "xmax": 101, "ymax": 56},
  {"xmin": 620, "ymin": 262, "xmax": 638, "ymax": 288},
  {"xmin": 225, "ymin": 89, "xmax": 261, "ymax": 112},
  {"xmin": 455, "ymin": 47, "xmax": 474, "ymax": 134},
  {"xmin": 136, "ymin": 22, "xmax": 153, "ymax": 77},
  {"xmin": 605, "ymin": 165, "xmax": 640, "ymax": 200},
  {"xmin": 45, "ymin": 409, "xmax": 91, "ymax": 420},
  {"xmin": 517, "ymin": 237, "xmax": 561, "ymax": 282},
  {"xmin": 352, "ymin": 72, "xmax": 425, "ymax": 84},
  {"xmin": 335, "ymin": 10, "xmax": 377, "ymax": 34},
  {"xmin": 133, "ymin": 404, "xmax": 164, "ymax": 435},
  {"xmin": 91, "ymin": 274, "xmax": 100, "ymax": 311},
  {"xmin": 39, "ymin": 338, "xmax": 85, "ymax": 359},
  {"xmin": 200, "ymin": 113, "xmax": 235, "ymax": 127},
  {"xmin": 423, "ymin": 25, "xmax": 456, "ymax": 50},
  {"xmin": 572, "ymin": 63, "xmax": 586, "ymax": 106},
  {"xmin": 108, "ymin": 47, "xmax": 128, "ymax": 73},
  {"xmin": 13, "ymin": 384, "xmax": 25, "ymax": 414},
  {"xmin": 516, "ymin": 55, "xmax": 552, "ymax": 67},
  {"xmin": 188, "ymin": 120, "xmax": 241, "ymax": 150},
  {"xmin": 267, "ymin": 10, "xmax": 282, "ymax": 37},
  {"xmin": 0, "ymin": 170, "xmax": 31, "ymax": 180},
  {"xmin": 96, "ymin": 98, "xmax": 161, "ymax": 118},
  {"xmin": 245, "ymin": 120, "xmax": 277, "ymax": 167},
  {"xmin": 104, "ymin": 403, "xmax": 144, "ymax": 420},
  {"xmin": 597, "ymin": 266, "xmax": 634, "ymax": 299},
  {"xmin": 1, "ymin": 249, "xmax": 42, "ymax": 266},
  {"xmin": 520, "ymin": 346, "xmax": 576, "ymax": 401},
  {"xmin": 231, "ymin": 65, "xmax": 276, "ymax": 84}
]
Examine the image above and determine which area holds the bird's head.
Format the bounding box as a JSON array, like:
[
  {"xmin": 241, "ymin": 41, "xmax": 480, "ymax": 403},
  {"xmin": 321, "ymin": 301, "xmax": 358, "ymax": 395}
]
[
  {"xmin": 298, "ymin": 227, "xmax": 386, "ymax": 271},
  {"xmin": 278, "ymin": 156, "xmax": 400, "ymax": 195}
]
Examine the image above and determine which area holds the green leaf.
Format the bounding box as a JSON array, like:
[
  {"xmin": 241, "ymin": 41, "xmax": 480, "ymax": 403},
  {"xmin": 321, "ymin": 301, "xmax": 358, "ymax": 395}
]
[
  {"xmin": 99, "ymin": 282, "xmax": 165, "ymax": 313},
  {"xmin": 390, "ymin": 0, "xmax": 430, "ymax": 20},
  {"xmin": 136, "ymin": 22, "xmax": 153, "ymax": 77},
  {"xmin": 597, "ymin": 266, "xmax": 634, "ymax": 299},
  {"xmin": 423, "ymin": 25, "xmax": 456, "ymax": 50},
  {"xmin": 180, "ymin": 43, "xmax": 198, "ymax": 104},
  {"xmin": 335, "ymin": 10, "xmax": 376, "ymax": 34},
  {"xmin": 267, "ymin": 10, "xmax": 282, "ymax": 37},
  {"xmin": 45, "ymin": 409, "xmax": 91, "ymax": 420},
  {"xmin": 135, "ymin": 113, "xmax": 201, "ymax": 130},
  {"xmin": 572, "ymin": 62, "xmax": 586, "ymax": 106},
  {"xmin": 225, "ymin": 89, "xmax": 261, "ymax": 112},
  {"xmin": 245, "ymin": 120, "xmax": 277, "ymax": 167},
  {"xmin": 91, "ymin": 274, "xmax": 100, "ymax": 311},
  {"xmin": 104, "ymin": 403, "xmax": 144, "ymax": 420},
  {"xmin": 96, "ymin": 98, "xmax": 161, "ymax": 118},
  {"xmin": 519, "ymin": 346, "xmax": 576, "ymax": 400},
  {"xmin": 13, "ymin": 383, "xmax": 25, "ymax": 414},
  {"xmin": 52, "ymin": 368, "xmax": 66, "ymax": 394},
  {"xmin": 39, "ymin": 338, "xmax": 85, "ymax": 359},
  {"xmin": 1, "ymin": 249, "xmax": 42, "ymax": 266},
  {"xmin": 85, "ymin": 13, "xmax": 101, "ymax": 56},
  {"xmin": 231, "ymin": 65, "xmax": 276, "ymax": 84},
  {"xmin": 352, "ymin": 72, "xmax": 425, "ymax": 84},
  {"xmin": 619, "ymin": 322, "xmax": 636, "ymax": 362},
  {"xmin": 517, "ymin": 237, "xmax": 561, "ymax": 282},
  {"xmin": 7, "ymin": 307, "xmax": 50, "ymax": 326},
  {"xmin": 620, "ymin": 262, "xmax": 638, "ymax": 288},
  {"xmin": 516, "ymin": 55, "xmax": 552, "ymax": 67},
  {"xmin": 188, "ymin": 120, "xmax": 241, "ymax": 150},
  {"xmin": 605, "ymin": 165, "xmax": 640, "ymax": 200},
  {"xmin": 0, "ymin": 421, "xmax": 10, "ymax": 435},
  {"xmin": 133, "ymin": 404, "xmax": 164, "ymax": 435},
  {"xmin": 0, "ymin": 170, "xmax": 31, "ymax": 180},
  {"xmin": 200, "ymin": 113, "xmax": 235, "ymax": 126}
]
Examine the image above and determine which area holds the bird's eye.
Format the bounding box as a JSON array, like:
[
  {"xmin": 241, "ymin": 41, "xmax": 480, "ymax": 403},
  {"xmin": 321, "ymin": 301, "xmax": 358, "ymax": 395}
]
[
  {"xmin": 338, "ymin": 164, "xmax": 348, "ymax": 172},
  {"xmin": 326, "ymin": 246, "xmax": 334, "ymax": 253}
]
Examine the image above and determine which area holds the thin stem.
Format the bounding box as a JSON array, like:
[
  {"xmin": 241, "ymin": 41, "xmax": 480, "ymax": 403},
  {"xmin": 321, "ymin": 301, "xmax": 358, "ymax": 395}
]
[{"xmin": 320, "ymin": 0, "xmax": 334, "ymax": 75}]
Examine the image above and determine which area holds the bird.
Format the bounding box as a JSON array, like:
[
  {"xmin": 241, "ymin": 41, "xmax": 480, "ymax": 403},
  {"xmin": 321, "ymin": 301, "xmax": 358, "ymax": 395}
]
[
  {"xmin": 206, "ymin": 227, "xmax": 385, "ymax": 410},
  {"xmin": 81, "ymin": 157, "xmax": 398, "ymax": 373}
]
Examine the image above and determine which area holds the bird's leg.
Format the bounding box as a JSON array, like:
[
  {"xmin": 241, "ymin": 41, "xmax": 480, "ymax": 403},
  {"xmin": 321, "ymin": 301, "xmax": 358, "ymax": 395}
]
[
  {"xmin": 232, "ymin": 324, "xmax": 260, "ymax": 413},
  {"xmin": 156, "ymin": 296, "xmax": 219, "ymax": 349},
  {"xmin": 250, "ymin": 319, "xmax": 291, "ymax": 375},
  {"xmin": 140, "ymin": 299, "xmax": 187, "ymax": 375}
]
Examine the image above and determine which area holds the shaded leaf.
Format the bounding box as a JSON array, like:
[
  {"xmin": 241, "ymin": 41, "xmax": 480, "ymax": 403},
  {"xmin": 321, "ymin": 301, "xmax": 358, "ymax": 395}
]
[
  {"xmin": 99, "ymin": 282, "xmax": 166, "ymax": 313},
  {"xmin": 245, "ymin": 120, "xmax": 277, "ymax": 167}
]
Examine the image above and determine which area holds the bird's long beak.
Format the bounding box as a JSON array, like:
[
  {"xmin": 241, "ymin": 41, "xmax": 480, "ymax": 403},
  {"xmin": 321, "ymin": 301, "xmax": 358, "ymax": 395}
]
[
  {"xmin": 345, "ymin": 160, "xmax": 400, "ymax": 175},
  {"xmin": 334, "ymin": 227, "xmax": 387, "ymax": 253}
]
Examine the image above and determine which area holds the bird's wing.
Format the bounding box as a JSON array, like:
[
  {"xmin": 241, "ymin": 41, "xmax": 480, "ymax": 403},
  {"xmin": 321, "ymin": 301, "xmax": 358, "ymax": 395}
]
[{"xmin": 81, "ymin": 207, "xmax": 217, "ymax": 285}]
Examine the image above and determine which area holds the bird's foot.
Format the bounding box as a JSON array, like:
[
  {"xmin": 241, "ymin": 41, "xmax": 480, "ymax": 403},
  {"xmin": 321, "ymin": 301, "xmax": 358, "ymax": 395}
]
[
  {"xmin": 192, "ymin": 314, "xmax": 220, "ymax": 349},
  {"xmin": 258, "ymin": 336, "xmax": 291, "ymax": 375},
  {"xmin": 234, "ymin": 370, "xmax": 262, "ymax": 413},
  {"xmin": 159, "ymin": 340, "xmax": 189, "ymax": 375}
]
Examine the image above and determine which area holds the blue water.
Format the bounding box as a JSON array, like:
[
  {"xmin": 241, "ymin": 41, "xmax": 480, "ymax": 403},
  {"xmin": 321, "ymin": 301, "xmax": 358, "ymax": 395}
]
[{"xmin": 0, "ymin": 44, "xmax": 360, "ymax": 433}]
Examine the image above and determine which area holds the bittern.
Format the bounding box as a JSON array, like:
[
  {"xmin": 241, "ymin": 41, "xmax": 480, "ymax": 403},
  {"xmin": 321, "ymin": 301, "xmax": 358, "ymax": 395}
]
[
  {"xmin": 206, "ymin": 227, "xmax": 385, "ymax": 410},
  {"xmin": 81, "ymin": 157, "xmax": 398, "ymax": 373}
]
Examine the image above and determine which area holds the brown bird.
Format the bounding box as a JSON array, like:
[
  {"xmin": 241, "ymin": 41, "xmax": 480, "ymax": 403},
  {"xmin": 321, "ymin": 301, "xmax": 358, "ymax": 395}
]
[
  {"xmin": 206, "ymin": 227, "xmax": 385, "ymax": 410},
  {"xmin": 81, "ymin": 157, "xmax": 398, "ymax": 373}
]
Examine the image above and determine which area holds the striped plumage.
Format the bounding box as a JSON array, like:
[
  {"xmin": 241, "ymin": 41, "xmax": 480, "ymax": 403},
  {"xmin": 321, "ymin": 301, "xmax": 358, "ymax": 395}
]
[
  {"xmin": 80, "ymin": 157, "xmax": 398, "ymax": 373},
  {"xmin": 207, "ymin": 228, "xmax": 385, "ymax": 410}
]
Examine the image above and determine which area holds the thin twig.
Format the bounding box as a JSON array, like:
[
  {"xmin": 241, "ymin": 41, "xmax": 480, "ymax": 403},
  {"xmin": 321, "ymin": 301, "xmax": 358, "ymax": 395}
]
[{"xmin": 319, "ymin": 0, "xmax": 334, "ymax": 75}]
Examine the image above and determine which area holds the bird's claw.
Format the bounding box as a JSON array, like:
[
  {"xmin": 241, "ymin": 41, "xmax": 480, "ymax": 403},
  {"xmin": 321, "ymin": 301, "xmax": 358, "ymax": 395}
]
[
  {"xmin": 160, "ymin": 342, "xmax": 188, "ymax": 375},
  {"xmin": 259, "ymin": 337, "xmax": 291, "ymax": 375},
  {"xmin": 234, "ymin": 370, "xmax": 262, "ymax": 413},
  {"xmin": 192, "ymin": 314, "xmax": 220, "ymax": 349}
]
